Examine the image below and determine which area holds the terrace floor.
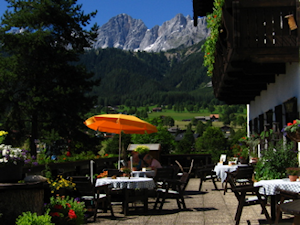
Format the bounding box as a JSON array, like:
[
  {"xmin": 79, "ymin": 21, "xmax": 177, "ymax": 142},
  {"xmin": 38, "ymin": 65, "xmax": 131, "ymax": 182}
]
[{"xmin": 88, "ymin": 178, "xmax": 295, "ymax": 225}]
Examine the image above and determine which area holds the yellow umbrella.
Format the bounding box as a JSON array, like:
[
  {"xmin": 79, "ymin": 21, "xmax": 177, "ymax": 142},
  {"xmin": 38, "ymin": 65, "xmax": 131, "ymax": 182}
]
[{"xmin": 84, "ymin": 114, "xmax": 158, "ymax": 169}]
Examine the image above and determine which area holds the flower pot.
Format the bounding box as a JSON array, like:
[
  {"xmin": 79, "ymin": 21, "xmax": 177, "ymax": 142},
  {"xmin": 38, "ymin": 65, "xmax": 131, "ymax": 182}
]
[
  {"xmin": 289, "ymin": 175, "xmax": 298, "ymax": 182},
  {"xmin": 287, "ymin": 131, "xmax": 300, "ymax": 142},
  {"xmin": 0, "ymin": 163, "xmax": 23, "ymax": 183}
]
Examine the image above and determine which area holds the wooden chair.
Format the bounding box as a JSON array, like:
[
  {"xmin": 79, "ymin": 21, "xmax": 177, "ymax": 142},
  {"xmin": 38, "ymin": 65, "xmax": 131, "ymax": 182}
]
[
  {"xmin": 68, "ymin": 176, "xmax": 114, "ymax": 221},
  {"xmin": 223, "ymin": 166, "xmax": 254, "ymax": 195},
  {"xmin": 153, "ymin": 167, "xmax": 175, "ymax": 187},
  {"xmin": 197, "ymin": 164, "xmax": 218, "ymax": 192},
  {"xmin": 275, "ymin": 189, "xmax": 300, "ymax": 225},
  {"xmin": 153, "ymin": 171, "xmax": 190, "ymax": 212},
  {"xmin": 225, "ymin": 172, "xmax": 271, "ymax": 225}
]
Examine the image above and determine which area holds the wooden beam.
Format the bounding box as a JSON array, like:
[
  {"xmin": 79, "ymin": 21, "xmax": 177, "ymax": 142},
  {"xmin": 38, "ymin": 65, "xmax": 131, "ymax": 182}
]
[{"xmin": 237, "ymin": 0, "xmax": 296, "ymax": 8}]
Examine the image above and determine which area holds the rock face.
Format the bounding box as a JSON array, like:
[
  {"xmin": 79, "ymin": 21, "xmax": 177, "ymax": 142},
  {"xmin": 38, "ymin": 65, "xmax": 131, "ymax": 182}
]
[{"xmin": 93, "ymin": 13, "xmax": 209, "ymax": 52}]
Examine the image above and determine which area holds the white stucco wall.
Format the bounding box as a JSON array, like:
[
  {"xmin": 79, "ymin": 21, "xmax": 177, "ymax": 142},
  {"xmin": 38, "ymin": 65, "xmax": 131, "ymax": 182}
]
[{"xmin": 249, "ymin": 62, "xmax": 300, "ymax": 122}]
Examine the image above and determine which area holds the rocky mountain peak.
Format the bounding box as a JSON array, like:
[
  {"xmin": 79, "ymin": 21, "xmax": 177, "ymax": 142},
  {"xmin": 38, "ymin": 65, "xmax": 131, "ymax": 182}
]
[{"xmin": 93, "ymin": 13, "xmax": 208, "ymax": 52}]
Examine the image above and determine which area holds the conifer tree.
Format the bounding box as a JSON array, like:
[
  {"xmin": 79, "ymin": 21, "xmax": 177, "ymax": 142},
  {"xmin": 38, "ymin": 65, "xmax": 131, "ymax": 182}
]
[{"xmin": 0, "ymin": 0, "xmax": 99, "ymax": 155}]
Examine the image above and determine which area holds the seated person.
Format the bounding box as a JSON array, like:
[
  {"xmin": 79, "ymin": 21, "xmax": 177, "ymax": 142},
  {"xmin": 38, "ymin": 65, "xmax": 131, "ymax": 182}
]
[
  {"xmin": 128, "ymin": 151, "xmax": 143, "ymax": 171},
  {"xmin": 143, "ymin": 154, "xmax": 162, "ymax": 170}
]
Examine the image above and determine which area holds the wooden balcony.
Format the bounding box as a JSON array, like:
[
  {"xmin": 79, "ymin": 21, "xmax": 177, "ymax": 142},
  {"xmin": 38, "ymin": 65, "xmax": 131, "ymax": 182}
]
[{"xmin": 210, "ymin": 0, "xmax": 300, "ymax": 104}]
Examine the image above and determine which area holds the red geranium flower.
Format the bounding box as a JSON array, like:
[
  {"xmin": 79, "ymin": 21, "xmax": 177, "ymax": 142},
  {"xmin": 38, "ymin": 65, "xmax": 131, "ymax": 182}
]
[
  {"xmin": 287, "ymin": 122, "xmax": 293, "ymax": 126},
  {"xmin": 54, "ymin": 204, "xmax": 63, "ymax": 209},
  {"xmin": 68, "ymin": 209, "xmax": 77, "ymax": 219},
  {"xmin": 66, "ymin": 203, "xmax": 71, "ymax": 208},
  {"xmin": 66, "ymin": 151, "xmax": 71, "ymax": 157},
  {"xmin": 50, "ymin": 212, "xmax": 60, "ymax": 217}
]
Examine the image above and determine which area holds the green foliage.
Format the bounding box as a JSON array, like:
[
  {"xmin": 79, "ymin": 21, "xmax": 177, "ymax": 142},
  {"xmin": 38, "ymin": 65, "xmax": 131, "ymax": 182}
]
[
  {"xmin": 176, "ymin": 126, "xmax": 195, "ymax": 154},
  {"xmin": 131, "ymin": 118, "xmax": 176, "ymax": 154},
  {"xmin": 195, "ymin": 126, "xmax": 227, "ymax": 162},
  {"xmin": 83, "ymin": 41, "xmax": 214, "ymax": 107},
  {"xmin": 133, "ymin": 145, "xmax": 150, "ymax": 154},
  {"xmin": 0, "ymin": 0, "xmax": 99, "ymax": 155},
  {"xmin": 283, "ymin": 119, "xmax": 300, "ymax": 133},
  {"xmin": 103, "ymin": 133, "xmax": 131, "ymax": 155},
  {"xmin": 255, "ymin": 140, "xmax": 298, "ymax": 181},
  {"xmin": 286, "ymin": 167, "xmax": 300, "ymax": 176},
  {"xmin": 16, "ymin": 210, "xmax": 53, "ymax": 225},
  {"xmin": 203, "ymin": 0, "xmax": 225, "ymax": 76}
]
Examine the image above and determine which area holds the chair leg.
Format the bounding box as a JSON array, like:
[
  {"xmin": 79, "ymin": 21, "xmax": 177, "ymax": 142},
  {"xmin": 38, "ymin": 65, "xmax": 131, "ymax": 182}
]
[
  {"xmin": 199, "ymin": 178, "xmax": 204, "ymax": 192},
  {"xmin": 158, "ymin": 190, "xmax": 168, "ymax": 211},
  {"xmin": 153, "ymin": 191, "xmax": 161, "ymax": 210},
  {"xmin": 223, "ymin": 180, "xmax": 228, "ymax": 195},
  {"xmin": 275, "ymin": 197, "xmax": 285, "ymax": 225},
  {"xmin": 107, "ymin": 196, "xmax": 115, "ymax": 217},
  {"xmin": 257, "ymin": 193, "xmax": 271, "ymax": 224},
  {"xmin": 235, "ymin": 193, "xmax": 246, "ymax": 225},
  {"xmin": 212, "ymin": 177, "xmax": 218, "ymax": 190},
  {"xmin": 143, "ymin": 189, "xmax": 148, "ymax": 213}
]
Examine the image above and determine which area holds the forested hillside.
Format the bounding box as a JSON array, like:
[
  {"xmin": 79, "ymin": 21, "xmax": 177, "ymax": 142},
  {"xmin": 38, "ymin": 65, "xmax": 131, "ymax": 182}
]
[{"xmin": 80, "ymin": 40, "xmax": 220, "ymax": 107}]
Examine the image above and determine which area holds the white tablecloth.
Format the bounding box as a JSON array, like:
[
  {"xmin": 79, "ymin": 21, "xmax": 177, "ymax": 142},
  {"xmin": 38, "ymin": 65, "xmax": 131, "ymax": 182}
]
[
  {"xmin": 131, "ymin": 170, "xmax": 155, "ymax": 178},
  {"xmin": 214, "ymin": 164, "xmax": 248, "ymax": 183},
  {"xmin": 254, "ymin": 178, "xmax": 300, "ymax": 196},
  {"xmin": 95, "ymin": 177, "xmax": 156, "ymax": 189}
]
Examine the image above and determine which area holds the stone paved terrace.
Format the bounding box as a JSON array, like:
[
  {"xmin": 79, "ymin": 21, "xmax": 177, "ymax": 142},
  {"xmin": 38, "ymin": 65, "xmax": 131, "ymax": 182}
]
[{"xmin": 88, "ymin": 178, "xmax": 295, "ymax": 225}]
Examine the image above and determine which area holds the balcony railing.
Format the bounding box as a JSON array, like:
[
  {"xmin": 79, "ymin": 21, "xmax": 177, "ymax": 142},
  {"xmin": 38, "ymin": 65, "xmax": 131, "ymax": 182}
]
[{"xmin": 212, "ymin": 0, "xmax": 299, "ymax": 104}]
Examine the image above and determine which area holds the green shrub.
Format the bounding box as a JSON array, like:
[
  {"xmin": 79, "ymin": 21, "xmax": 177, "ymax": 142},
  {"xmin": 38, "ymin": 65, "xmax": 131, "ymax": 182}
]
[
  {"xmin": 255, "ymin": 140, "xmax": 298, "ymax": 181},
  {"xmin": 16, "ymin": 210, "xmax": 53, "ymax": 225}
]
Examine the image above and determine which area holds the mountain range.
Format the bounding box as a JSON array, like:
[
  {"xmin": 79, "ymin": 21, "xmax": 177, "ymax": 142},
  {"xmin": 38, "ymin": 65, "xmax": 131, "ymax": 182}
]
[{"xmin": 93, "ymin": 13, "xmax": 209, "ymax": 52}]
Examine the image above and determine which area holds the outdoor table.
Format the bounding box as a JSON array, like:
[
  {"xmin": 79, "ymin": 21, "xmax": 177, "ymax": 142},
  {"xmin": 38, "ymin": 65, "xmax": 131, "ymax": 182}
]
[
  {"xmin": 214, "ymin": 164, "xmax": 248, "ymax": 183},
  {"xmin": 131, "ymin": 170, "xmax": 155, "ymax": 178},
  {"xmin": 95, "ymin": 176, "xmax": 156, "ymax": 189},
  {"xmin": 95, "ymin": 177, "xmax": 155, "ymax": 215},
  {"xmin": 254, "ymin": 178, "xmax": 300, "ymax": 220}
]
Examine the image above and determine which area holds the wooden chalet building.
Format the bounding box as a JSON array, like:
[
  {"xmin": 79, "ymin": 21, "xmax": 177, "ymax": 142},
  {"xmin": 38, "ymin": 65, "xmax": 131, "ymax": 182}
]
[{"xmin": 193, "ymin": 0, "xmax": 300, "ymax": 134}]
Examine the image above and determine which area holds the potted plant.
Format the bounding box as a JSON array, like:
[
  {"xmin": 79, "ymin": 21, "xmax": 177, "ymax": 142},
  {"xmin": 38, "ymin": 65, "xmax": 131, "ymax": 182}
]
[
  {"xmin": 286, "ymin": 167, "xmax": 300, "ymax": 181},
  {"xmin": 133, "ymin": 145, "xmax": 150, "ymax": 160},
  {"xmin": 121, "ymin": 167, "xmax": 132, "ymax": 178},
  {"xmin": 282, "ymin": 119, "xmax": 300, "ymax": 142},
  {"xmin": 231, "ymin": 144, "xmax": 249, "ymax": 164},
  {"xmin": 0, "ymin": 144, "xmax": 29, "ymax": 183},
  {"xmin": 45, "ymin": 196, "xmax": 85, "ymax": 225},
  {"xmin": 47, "ymin": 175, "xmax": 76, "ymax": 196}
]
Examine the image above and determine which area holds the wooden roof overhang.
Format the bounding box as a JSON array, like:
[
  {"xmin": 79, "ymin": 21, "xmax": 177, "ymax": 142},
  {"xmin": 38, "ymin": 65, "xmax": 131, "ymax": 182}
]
[{"xmin": 195, "ymin": 0, "xmax": 300, "ymax": 104}]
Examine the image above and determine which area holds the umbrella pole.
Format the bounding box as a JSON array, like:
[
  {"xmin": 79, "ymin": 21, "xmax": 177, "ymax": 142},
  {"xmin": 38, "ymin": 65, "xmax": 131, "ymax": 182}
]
[{"xmin": 118, "ymin": 133, "xmax": 121, "ymax": 170}]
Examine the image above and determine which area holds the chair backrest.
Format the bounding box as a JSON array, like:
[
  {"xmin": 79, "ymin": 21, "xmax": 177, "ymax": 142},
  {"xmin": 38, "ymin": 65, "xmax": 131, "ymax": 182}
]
[
  {"xmin": 69, "ymin": 176, "xmax": 94, "ymax": 197},
  {"xmin": 197, "ymin": 164, "xmax": 215, "ymax": 178},
  {"xmin": 179, "ymin": 172, "xmax": 191, "ymax": 192},
  {"xmin": 153, "ymin": 167, "xmax": 174, "ymax": 183},
  {"xmin": 234, "ymin": 166, "xmax": 254, "ymax": 181},
  {"xmin": 95, "ymin": 184, "xmax": 110, "ymax": 197}
]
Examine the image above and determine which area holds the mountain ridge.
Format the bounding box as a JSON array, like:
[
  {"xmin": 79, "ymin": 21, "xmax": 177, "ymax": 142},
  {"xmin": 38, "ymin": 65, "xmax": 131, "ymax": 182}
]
[{"xmin": 93, "ymin": 13, "xmax": 209, "ymax": 52}]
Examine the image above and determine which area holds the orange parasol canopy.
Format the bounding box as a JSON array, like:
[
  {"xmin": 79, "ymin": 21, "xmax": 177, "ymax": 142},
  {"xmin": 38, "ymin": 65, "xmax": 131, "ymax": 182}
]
[
  {"xmin": 84, "ymin": 114, "xmax": 158, "ymax": 169},
  {"xmin": 84, "ymin": 114, "xmax": 157, "ymax": 134}
]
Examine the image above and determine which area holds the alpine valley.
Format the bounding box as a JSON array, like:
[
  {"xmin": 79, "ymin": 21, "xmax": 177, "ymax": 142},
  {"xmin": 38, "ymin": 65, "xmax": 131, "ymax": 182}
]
[{"xmin": 82, "ymin": 13, "xmax": 217, "ymax": 107}]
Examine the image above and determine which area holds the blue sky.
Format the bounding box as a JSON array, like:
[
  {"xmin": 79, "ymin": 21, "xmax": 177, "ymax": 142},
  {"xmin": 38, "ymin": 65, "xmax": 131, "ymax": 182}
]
[{"xmin": 0, "ymin": 0, "xmax": 194, "ymax": 29}]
